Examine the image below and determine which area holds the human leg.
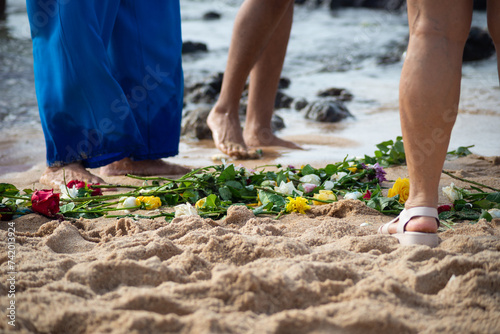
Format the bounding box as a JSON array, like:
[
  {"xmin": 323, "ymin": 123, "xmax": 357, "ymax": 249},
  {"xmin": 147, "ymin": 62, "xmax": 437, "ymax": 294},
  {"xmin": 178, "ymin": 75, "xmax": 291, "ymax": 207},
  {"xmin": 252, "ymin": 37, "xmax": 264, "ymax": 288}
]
[
  {"xmin": 487, "ymin": 0, "xmax": 500, "ymax": 82},
  {"xmin": 100, "ymin": 0, "xmax": 189, "ymax": 176},
  {"xmin": 243, "ymin": 1, "xmax": 300, "ymax": 149},
  {"xmin": 27, "ymin": 0, "xmax": 131, "ymax": 187},
  {"xmin": 388, "ymin": 0, "xmax": 473, "ymax": 235},
  {"xmin": 207, "ymin": 0, "xmax": 295, "ymax": 158}
]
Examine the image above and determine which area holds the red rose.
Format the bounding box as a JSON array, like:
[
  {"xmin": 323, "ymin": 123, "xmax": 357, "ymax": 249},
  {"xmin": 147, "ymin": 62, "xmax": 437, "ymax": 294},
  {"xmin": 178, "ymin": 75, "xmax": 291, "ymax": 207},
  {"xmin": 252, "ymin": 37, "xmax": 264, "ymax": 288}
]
[
  {"xmin": 67, "ymin": 180, "xmax": 86, "ymax": 189},
  {"xmin": 88, "ymin": 183, "xmax": 103, "ymax": 196},
  {"xmin": 363, "ymin": 190, "xmax": 372, "ymax": 200},
  {"xmin": 31, "ymin": 190, "xmax": 60, "ymax": 217},
  {"xmin": 438, "ymin": 204, "xmax": 452, "ymax": 214}
]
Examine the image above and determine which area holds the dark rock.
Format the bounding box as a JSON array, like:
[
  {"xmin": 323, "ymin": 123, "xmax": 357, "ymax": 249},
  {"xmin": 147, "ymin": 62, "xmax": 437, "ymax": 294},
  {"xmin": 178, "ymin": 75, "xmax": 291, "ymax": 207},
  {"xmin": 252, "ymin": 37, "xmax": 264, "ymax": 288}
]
[
  {"xmin": 473, "ymin": 0, "xmax": 486, "ymax": 10},
  {"xmin": 293, "ymin": 98, "xmax": 309, "ymax": 111},
  {"xmin": 278, "ymin": 77, "xmax": 291, "ymax": 89},
  {"xmin": 181, "ymin": 107, "xmax": 285, "ymax": 140},
  {"xmin": 271, "ymin": 114, "xmax": 286, "ymax": 132},
  {"xmin": 275, "ymin": 91, "xmax": 294, "ymax": 109},
  {"xmin": 304, "ymin": 100, "xmax": 352, "ymax": 122},
  {"xmin": 182, "ymin": 41, "xmax": 208, "ymax": 54},
  {"xmin": 181, "ymin": 107, "xmax": 212, "ymax": 140},
  {"xmin": 317, "ymin": 87, "xmax": 353, "ymax": 101},
  {"xmin": 203, "ymin": 11, "xmax": 221, "ymax": 20},
  {"xmin": 185, "ymin": 72, "xmax": 223, "ymax": 104},
  {"xmin": 376, "ymin": 37, "xmax": 408, "ymax": 65},
  {"xmin": 0, "ymin": 0, "xmax": 5, "ymax": 20},
  {"xmin": 328, "ymin": 0, "xmax": 405, "ymax": 11},
  {"xmin": 463, "ymin": 27, "xmax": 495, "ymax": 62}
]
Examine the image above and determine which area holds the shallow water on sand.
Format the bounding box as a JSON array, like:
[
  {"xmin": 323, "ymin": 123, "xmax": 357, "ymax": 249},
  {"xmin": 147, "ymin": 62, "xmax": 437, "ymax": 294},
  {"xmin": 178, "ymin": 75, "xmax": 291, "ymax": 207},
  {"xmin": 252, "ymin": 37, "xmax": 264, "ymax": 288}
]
[{"xmin": 0, "ymin": 0, "xmax": 499, "ymax": 176}]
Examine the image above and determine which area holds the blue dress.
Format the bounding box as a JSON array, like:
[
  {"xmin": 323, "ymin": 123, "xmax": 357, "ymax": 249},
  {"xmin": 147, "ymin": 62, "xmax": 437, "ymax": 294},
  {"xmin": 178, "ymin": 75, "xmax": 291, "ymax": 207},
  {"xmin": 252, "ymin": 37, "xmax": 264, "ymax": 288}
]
[{"xmin": 26, "ymin": 0, "xmax": 184, "ymax": 168}]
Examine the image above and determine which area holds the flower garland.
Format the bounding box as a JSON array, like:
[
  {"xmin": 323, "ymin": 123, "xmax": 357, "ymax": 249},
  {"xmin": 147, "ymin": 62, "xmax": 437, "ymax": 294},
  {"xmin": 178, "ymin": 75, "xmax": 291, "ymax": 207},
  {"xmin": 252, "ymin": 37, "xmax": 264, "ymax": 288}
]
[{"xmin": 0, "ymin": 139, "xmax": 498, "ymax": 227}]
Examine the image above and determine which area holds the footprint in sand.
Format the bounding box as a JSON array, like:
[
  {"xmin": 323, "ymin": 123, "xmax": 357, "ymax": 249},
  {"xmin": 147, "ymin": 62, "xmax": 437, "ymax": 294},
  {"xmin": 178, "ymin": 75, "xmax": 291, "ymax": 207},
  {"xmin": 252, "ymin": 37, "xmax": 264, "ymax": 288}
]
[{"xmin": 42, "ymin": 222, "xmax": 96, "ymax": 254}]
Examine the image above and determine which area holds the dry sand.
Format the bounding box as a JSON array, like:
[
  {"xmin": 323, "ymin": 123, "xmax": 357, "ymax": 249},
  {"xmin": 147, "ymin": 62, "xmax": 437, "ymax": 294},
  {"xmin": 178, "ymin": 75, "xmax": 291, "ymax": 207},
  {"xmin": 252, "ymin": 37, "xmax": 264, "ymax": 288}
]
[{"xmin": 1, "ymin": 154, "xmax": 500, "ymax": 334}]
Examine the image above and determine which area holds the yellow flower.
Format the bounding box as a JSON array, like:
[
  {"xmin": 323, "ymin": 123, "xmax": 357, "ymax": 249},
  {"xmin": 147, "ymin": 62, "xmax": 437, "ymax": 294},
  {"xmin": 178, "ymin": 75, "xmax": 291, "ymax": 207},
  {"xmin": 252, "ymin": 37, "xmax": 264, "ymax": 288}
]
[
  {"xmin": 312, "ymin": 190, "xmax": 337, "ymax": 205},
  {"xmin": 137, "ymin": 196, "xmax": 162, "ymax": 210},
  {"xmin": 388, "ymin": 177, "xmax": 410, "ymax": 203},
  {"xmin": 347, "ymin": 166, "xmax": 358, "ymax": 173},
  {"xmin": 286, "ymin": 196, "xmax": 311, "ymax": 214},
  {"xmin": 195, "ymin": 197, "xmax": 206, "ymax": 209}
]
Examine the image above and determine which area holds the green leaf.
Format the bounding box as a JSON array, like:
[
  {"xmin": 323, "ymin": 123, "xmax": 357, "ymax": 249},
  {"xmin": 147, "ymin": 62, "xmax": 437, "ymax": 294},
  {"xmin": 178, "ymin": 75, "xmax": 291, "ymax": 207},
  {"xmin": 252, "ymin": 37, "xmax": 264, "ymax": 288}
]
[
  {"xmin": 447, "ymin": 145, "xmax": 474, "ymax": 157},
  {"xmin": 219, "ymin": 186, "xmax": 233, "ymax": 201},
  {"xmin": 60, "ymin": 203, "xmax": 76, "ymax": 213},
  {"xmin": 301, "ymin": 164, "xmax": 316, "ymax": 175},
  {"xmin": 252, "ymin": 202, "xmax": 273, "ymax": 215},
  {"xmin": 479, "ymin": 210, "xmax": 492, "ymax": 222},
  {"xmin": 486, "ymin": 192, "xmax": 500, "ymax": 203},
  {"xmin": 80, "ymin": 212, "xmax": 103, "ymax": 219},
  {"xmin": 438, "ymin": 211, "xmax": 455, "ymax": 220},
  {"xmin": 77, "ymin": 187, "xmax": 88, "ymax": 198},
  {"xmin": 219, "ymin": 164, "xmax": 236, "ymax": 183},
  {"xmin": 181, "ymin": 190, "xmax": 198, "ymax": 203},
  {"xmin": 225, "ymin": 180, "xmax": 244, "ymax": 190},
  {"xmin": 258, "ymin": 190, "xmax": 286, "ymax": 208},
  {"xmin": 204, "ymin": 194, "xmax": 220, "ymax": 209},
  {"xmin": 473, "ymin": 199, "xmax": 495, "ymax": 210},
  {"xmin": 161, "ymin": 194, "xmax": 179, "ymax": 206},
  {"xmin": 324, "ymin": 164, "xmax": 338, "ymax": 176},
  {"xmin": 0, "ymin": 183, "xmax": 19, "ymax": 196},
  {"xmin": 23, "ymin": 189, "xmax": 34, "ymax": 195},
  {"xmin": 276, "ymin": 172, "xmax": 288, "ymax": 186}
]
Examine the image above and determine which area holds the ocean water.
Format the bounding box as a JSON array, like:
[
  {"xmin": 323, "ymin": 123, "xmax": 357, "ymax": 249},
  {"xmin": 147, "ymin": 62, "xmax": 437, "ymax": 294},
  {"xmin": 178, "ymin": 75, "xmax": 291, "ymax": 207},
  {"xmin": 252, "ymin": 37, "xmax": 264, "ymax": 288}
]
[{"xmin": 0, "ymin": 0, "xmax": 498, "ymax": 174}]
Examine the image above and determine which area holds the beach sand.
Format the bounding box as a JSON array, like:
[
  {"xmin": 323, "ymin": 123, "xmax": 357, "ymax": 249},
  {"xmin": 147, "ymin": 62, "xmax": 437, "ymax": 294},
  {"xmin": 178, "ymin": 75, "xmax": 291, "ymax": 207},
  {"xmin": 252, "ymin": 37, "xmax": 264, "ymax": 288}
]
[{"xmin": 1, "ymin": 154, "xmax": 500, "ymax": 334}]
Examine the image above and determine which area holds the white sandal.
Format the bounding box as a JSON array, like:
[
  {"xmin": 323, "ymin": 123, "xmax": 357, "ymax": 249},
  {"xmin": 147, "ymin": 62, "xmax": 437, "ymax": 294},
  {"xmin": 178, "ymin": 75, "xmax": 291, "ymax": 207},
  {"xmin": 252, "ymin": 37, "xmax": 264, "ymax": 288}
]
[{"xmin": 378, "ymin": 207, "xmax": 440, "ymax": 247}]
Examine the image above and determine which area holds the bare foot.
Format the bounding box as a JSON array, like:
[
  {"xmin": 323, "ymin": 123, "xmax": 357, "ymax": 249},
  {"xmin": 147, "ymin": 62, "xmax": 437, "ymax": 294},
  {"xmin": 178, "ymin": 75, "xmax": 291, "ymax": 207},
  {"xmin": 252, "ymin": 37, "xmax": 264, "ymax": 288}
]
[
  {"xmin": 243, "ymin": 127, "xmax": 302, "ymax": 150},
  {"xmin": 40, "ymin": 163, "xmax": 105, "ymax": 189},
  {"xmin": 207, "ymin": 106, "xmax": 256, "ymax": 159},
  {"xmin": 100, "ymin": 158, "xmax": 191, "ymax": 176},
  {"xmin": 387, "ymin": 216, "xmax": 439, "ymax": 234}
]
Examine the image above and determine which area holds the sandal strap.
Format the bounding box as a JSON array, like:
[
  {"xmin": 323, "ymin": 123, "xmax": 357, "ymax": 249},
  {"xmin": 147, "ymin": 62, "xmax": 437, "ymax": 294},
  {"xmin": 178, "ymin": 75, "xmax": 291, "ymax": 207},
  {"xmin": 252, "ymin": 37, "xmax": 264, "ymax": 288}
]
[{"xmin": 397, "ymin": 207, "xmax": 439, "ymax": 234}]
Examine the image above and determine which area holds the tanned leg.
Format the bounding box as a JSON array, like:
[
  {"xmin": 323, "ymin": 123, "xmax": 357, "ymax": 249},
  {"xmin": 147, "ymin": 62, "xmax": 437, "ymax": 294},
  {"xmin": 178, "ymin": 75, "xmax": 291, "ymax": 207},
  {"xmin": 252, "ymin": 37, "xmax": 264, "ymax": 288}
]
[
  {"xmin": 207, "ymin": 0, "xmax": 295, "ymax": 158},
  {"xmin": 487, "ymin": 0, "xmax": 500, "ymax": 82},
  {"xmin": 243, "ymin": 2, "xmax": 301, "ymax": 150},
  {"xmin": 389, "ymin": 0, "xmax": 473, "ymax": 234}
]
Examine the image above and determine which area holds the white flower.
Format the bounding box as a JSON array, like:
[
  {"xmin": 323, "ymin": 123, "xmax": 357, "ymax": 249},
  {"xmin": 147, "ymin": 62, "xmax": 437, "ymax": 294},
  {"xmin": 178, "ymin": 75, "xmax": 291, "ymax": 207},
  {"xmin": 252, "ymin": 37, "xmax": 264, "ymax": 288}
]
[
  {"xmin": 302, "ymin": 183, "xmax": 317, "ymax": 193},
  {"xmin": 488, "ymin": 209, "xmax": 500, "ymax": 219},
  {"xmin": 442, "ymin": 183, "xmax": 462, "ymax": 203},
  {"xmin": 323, "ymin": 180, "xmax": 334, "ymax": 190},
  {"xmin": 344, "ymin": 191, "xmax": 363, "ymax": 200},
  {"xmin": 121, "ymin": 197, "xmax": 139, "ymax": 208},
  {"xmin": 174, "ymin": 203, "xmax": 199, "ymax": 218},
  {"xmin": 16, "ymin": 199, "xmax": 27, "ymax": 206},
  {"xmin": 299, "ymin": 174, "xmax": 321, "ymax": 185},
  {"xmin": 331, "ymin": 172, "xmax": 348, "ymax": 182},
  {"xmin": 274, "ymin": 181, "xmax": 303, "ymax": 196},
  {"xmin": 59, "ymin": 184, "xmax": 79, "ymax": 200}
]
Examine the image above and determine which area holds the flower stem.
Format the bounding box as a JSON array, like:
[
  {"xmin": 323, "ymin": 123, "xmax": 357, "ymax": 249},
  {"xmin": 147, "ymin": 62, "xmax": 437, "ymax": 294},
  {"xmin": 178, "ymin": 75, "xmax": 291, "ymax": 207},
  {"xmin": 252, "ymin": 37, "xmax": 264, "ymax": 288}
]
[
  {"xmin": 1, "ymin": 195, "xmax": 30, "ymax": 201},
  {"xmin": 442, "ymin": 170, "xmax": 500, "ymax": 192}
]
